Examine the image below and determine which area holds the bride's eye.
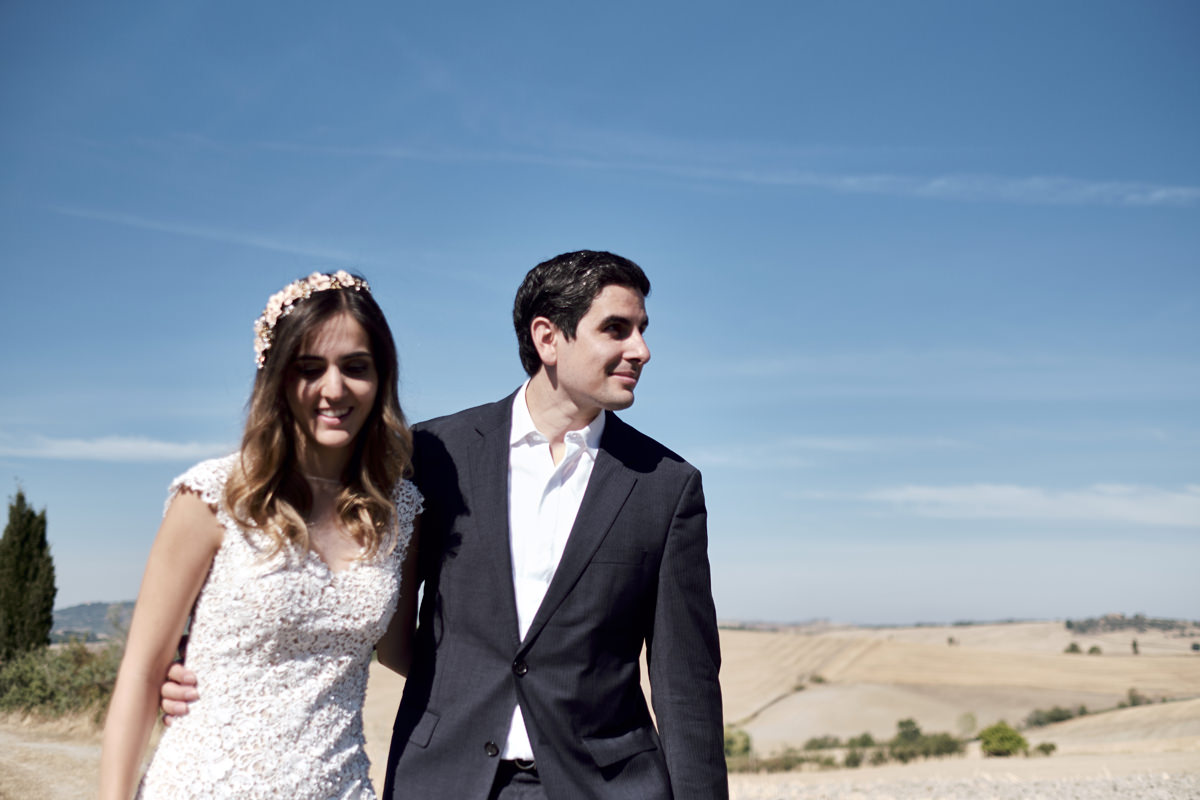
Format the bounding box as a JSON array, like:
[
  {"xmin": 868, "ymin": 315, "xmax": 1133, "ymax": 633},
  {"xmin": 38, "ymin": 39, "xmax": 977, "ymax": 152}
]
[
  {"xmin": 342, "ymin": 358, "xmax": 374, "ymax": 377},
  {"xmin": 293, "ymin": 359, "xmax": 326, "ymax": 379}
]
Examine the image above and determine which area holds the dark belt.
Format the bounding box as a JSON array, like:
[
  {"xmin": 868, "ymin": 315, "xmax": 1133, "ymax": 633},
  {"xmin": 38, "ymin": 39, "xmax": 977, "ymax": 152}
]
[{"xmin": 502, "ymin": 758, "xmax": 537, "ymax": 774}]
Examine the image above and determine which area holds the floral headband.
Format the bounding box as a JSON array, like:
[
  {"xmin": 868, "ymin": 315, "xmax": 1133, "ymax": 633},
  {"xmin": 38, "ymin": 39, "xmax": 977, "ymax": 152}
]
[{"xmin": 253, "ymin": 270, "xmax": 371, "ymax": 368}]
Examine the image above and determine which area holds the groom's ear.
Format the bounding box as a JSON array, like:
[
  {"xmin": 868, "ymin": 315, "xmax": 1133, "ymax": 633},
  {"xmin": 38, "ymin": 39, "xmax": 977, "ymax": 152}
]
[{"xmin": 530, "ymin": 316, "xmax": 559, "ymax": 368}]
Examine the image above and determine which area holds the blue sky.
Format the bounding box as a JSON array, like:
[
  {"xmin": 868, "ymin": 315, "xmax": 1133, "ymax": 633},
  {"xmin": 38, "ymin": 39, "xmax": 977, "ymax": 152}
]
[{"xmin": 1, "ymin": 2, "xmax": 1196, "ymax": 624}]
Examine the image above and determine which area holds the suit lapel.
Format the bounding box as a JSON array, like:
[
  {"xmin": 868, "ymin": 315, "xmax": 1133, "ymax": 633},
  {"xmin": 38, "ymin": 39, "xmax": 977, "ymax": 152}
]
[
  {"xmin": 465, "ymin": 394, "xmax": 522, "ymax": 647},
  {"xmin": 521, "ymin": 413, "xmax": 636, "ymax": 647}
]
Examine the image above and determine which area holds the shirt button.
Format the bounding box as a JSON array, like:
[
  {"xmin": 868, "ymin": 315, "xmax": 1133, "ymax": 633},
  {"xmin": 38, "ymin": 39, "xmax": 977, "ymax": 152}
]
[
  {"xmin": 485, "ymin": 741, "xmax": 499, "ymax": 757},
  {"xmin": 513, "ymin": 659, "xmax": 528, "ymax": 676}
]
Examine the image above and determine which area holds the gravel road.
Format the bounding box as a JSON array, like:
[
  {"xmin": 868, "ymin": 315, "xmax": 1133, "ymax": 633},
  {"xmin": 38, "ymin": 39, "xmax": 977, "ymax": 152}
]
[
  {"xmin": 728, "ymin": 751, "xmax": 1200, "ymax": 800},
  {"xmin": 731, "ymin": 772, "xmax": 1199, "ymax": 800}
]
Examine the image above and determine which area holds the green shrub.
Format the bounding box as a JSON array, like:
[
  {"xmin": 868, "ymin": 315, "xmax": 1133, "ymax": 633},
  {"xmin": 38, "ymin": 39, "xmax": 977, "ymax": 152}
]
[
  {"xmin": 803, "ymin": 735, "xmax": 841, "ymax": 750},
  {"xmin": 919, "ymin": 732, "xmax": 963, "ymax": 758},
  {"xmin": 1064, "ymin": 642, "xmax": 1082, "ymax": 654},
  {"xmin": 980, "ymin": 721, "xmax": 1028, "ymax": 757},
  {"xmin": 1118, "ymin": 687, "xmax": 1151, "ymax": 708},
  {"xmin": 725, "ymin": 743, "xmax": 855, "ymax": 774},
  {"xmin": 809, "ymin": 674, "xmax": 826, "ymax": 684},
  {"xmin": 1035, "ymin": 742, "xmax": 1057, "ymax": 756},
  {"xmin": 723, "ymin": 724, "xmax": 751, "ymax": 757},
  {"xmin": 869, "ymin": 748, "xmax": 889, "ymax": 766},
  {"xmin": 846, "ymin": 732, "xmax": 875, "ymax": 748},
  {"xmin": 1025, "ymin": 705, "xmax": 1079, "ymax": 727},
  {"xmin": 889, "ymin": 719, "xmax": 921, "ymax": 763},
  {"xmin": 754, "ymin": 748, "xmax": 832, "ymax": 773},
  {"xmin": 0, "ymin": 640, "xmax": 121, "ymax": 721},
  {"xmin": 843, "ymin": 748, "xmax": 863, "ymax": 768},
  {"xmin": 894, "ymin": 718, "xmax": 921, "ymax": 743},
  {"xmin": 1088, "ymin": 645, "xmax": 1102, "ymax": 655},
  {"xmin": 885, "ymin": 718, "xmax": 965, "ymax": 762}
]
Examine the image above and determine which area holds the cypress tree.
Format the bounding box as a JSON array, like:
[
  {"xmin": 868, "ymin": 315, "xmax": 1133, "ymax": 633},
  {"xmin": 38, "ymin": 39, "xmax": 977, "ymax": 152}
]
[{"xmin": 0, "ymin": 490, "xmax": 56, "ymax": 660}]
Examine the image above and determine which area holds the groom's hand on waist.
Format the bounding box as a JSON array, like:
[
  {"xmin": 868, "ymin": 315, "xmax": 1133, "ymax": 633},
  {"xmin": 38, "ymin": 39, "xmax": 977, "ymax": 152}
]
[{"xmin": 160, "ymin": 662, "xmax": 200, "ymax": 725}]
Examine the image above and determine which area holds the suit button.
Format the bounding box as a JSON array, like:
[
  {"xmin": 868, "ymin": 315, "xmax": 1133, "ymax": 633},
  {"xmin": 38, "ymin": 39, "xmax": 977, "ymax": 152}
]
[
  {"xmin": 513, "ymin": 659, "xmax": 528, "ymax": 676},
  {"xmin": 485, "ymin": 741, "xmax": 499, "ymax": 757}
]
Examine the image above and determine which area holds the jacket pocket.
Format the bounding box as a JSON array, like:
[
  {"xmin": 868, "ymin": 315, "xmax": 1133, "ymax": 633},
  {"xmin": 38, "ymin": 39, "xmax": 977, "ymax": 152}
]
[
  {"xmin": 404, "ymin": 710, "xmax": 439, "ymax": 748},
  {"xmin": 582, "ymin": 727, "xmax": 659, "ymax": 768}
]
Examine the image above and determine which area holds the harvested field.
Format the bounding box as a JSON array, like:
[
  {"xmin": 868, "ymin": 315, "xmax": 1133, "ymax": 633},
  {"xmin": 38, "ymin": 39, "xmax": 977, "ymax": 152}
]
[{"xmin": 5, "ymin": 620, "xmax": 1198, "ymax": 797}]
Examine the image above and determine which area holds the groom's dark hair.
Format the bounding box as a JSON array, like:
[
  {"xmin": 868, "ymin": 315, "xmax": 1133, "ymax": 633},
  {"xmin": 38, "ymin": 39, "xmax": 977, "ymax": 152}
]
[{"xmin": 513, "ymin": 250, "xmax": 651, "ymax": 377}]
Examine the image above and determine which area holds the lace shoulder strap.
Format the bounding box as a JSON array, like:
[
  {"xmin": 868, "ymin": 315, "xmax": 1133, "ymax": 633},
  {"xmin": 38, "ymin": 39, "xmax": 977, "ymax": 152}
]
[
  {"xmin": 392, "ymin": 478, "xmax": 424, "ymax": 521},
  {"xmin": 165, "ymin": 454, "xmax": 238, "ymax": 515}
]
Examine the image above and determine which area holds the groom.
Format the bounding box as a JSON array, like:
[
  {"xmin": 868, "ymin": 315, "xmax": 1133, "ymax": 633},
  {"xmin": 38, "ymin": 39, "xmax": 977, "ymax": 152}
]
[
  {"xmin": 164, "ymin": 250, "xmax": 728, "ymax": 798},
  {"xmin": 389, "ymin": 250, "xmax": 726, "ymax": 799}
]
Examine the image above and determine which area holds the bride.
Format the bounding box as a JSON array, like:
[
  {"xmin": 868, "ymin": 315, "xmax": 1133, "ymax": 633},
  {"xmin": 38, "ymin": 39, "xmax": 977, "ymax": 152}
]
[{"xmin": 100, "ymin": 272, "xmax": 420, "ymax": 799}]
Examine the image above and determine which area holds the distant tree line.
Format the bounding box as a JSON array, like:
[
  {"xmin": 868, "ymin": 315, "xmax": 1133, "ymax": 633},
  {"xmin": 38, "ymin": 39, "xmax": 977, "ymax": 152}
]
[
  {"xmin": 1025, "ymin": 704, "xmax": 1087, "ymax": 727},
  {"xmin": 724, "ymin": 718, "xmax": 973, "ymax": 772},
  {"xmin": 1065, "ymin": 614, "xmax": 1196, "ymax": 635}
]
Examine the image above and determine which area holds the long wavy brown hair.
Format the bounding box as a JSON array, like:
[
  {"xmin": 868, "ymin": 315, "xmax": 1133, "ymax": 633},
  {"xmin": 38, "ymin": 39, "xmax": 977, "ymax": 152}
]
[{"xmin": 224, "ymin": 276, "xmax": 413, "ymax": 558}]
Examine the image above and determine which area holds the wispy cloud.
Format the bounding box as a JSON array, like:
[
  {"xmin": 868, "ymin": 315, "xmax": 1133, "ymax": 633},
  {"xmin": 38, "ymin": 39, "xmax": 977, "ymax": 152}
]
[
  {"xmin": 858, "ymin": 483, "xmax": 1200, "ymax": 527},
  {"xmin": 671, "ymin": 168, "xmax": 1200, "ymax": 208},
  {"xmin": 261, "ymin": 140, "xmax": 1200, "ymax": 208},
  {"xmin": 723, "ymin": 349, "xmax": 1200, "ymax": 401},
  {"xmin": 48, "ymin": 206, "xmax": 357, "ymax": 261},
  {"xmin": 0, "ymin": 435, "xmax": 229, "ymax": 462},
  {"xmin": 692, "ymin": 435, "xmax": 960, "ymax": 470}
]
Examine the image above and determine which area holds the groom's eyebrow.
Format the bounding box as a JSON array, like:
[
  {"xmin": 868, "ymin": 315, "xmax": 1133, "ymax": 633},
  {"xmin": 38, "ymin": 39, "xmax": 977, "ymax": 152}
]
[{"xmin": 599, "ymin": 313, "xmax": 649, "ymax": 332}]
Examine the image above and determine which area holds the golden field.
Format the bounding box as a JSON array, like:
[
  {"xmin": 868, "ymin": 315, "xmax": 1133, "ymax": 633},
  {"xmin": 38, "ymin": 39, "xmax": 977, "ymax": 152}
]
[{"xmin": 3, "ymin": 620, "xmax": 1198, "ymax": 798}]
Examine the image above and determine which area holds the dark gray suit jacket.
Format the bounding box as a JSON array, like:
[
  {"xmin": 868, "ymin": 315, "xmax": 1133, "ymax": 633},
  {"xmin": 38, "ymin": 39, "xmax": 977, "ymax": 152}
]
[{"xmin": 384, "ymin": 392, "xmax": 728, "ymax": 799}]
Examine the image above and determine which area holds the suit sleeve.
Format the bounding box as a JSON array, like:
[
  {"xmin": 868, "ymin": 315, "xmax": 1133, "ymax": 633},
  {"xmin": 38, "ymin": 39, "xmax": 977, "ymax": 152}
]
[{"xmin": 648, "ymin": 468, "xmax": 729, "ymax": 799}]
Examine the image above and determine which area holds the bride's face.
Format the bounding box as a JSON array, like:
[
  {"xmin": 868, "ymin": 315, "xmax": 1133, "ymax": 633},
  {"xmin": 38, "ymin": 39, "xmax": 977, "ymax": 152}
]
[{"xmin": 285, "ymin": 312, "xmax": 378, "ymax": 473}]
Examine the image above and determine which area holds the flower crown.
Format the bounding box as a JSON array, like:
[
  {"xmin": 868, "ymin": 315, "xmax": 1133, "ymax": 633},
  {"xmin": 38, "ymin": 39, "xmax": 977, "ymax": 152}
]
[{"xmin": 253, "ymin": 270, "xmax": 371, "ymax": 368}]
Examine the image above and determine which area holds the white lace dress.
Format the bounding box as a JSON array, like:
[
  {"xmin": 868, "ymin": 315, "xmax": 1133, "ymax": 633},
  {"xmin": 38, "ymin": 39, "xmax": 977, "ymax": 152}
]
[{"xmin": 136, "ymin": 455, "xmax": 422, "ymax": 800}]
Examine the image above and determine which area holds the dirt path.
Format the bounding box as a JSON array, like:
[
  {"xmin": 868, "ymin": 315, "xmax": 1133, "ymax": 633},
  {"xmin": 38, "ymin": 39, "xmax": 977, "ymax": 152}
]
[
  {"xmin": 728, "ymin": 750, "xmax": 1200, "ymax": 799},
  {"xmin": 0, "ymin": 719, "xmax": 101, "ymax": 800}
]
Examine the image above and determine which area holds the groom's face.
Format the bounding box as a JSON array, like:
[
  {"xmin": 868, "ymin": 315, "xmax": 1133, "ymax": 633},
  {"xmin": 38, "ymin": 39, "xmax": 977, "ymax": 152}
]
[{"xmin": 551, "ymin": 284, "xmax": 651, "ymax": 417}]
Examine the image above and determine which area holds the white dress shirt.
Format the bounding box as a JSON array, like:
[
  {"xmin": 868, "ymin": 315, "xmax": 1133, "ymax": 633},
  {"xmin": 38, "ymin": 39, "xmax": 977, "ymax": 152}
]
[{"xmin": 501, "ymin": 382, "xmax": 605, "ymax": 760}]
